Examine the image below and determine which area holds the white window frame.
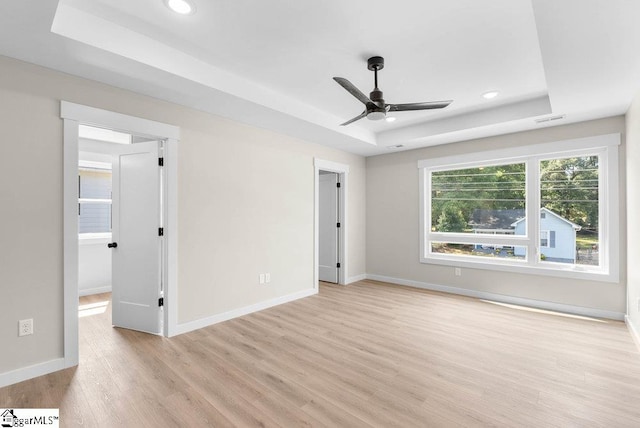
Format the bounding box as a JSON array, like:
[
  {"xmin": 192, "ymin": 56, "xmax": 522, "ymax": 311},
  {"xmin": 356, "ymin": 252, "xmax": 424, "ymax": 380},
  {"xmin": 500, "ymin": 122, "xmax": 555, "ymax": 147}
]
[{"xmin": 418, "ymin": 133, "xmax": 620, "ymax": 283}]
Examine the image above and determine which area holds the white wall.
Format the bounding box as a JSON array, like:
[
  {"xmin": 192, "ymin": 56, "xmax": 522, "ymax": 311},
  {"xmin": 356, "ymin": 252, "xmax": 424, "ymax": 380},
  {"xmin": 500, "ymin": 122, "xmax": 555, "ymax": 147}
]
[
  {"xmin": 626, "ymin": 90, "xmax": 640, "ymax": 344},
  {"xmin": 78, "ymin": 236, "xmax": 111, "ymax": 296},
  {"xmin": 0, "ymin": 55, "xmax": 366, "ymax": 375},
  {"xmin": 366, "ymin": 117, "xmax": 627, "ymax": 314}
]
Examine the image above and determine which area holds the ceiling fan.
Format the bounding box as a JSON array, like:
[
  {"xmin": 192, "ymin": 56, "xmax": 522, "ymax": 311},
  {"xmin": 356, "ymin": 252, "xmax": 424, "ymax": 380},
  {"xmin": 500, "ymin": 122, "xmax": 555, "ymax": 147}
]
[{"xmin": 333, "ymin": 56, "xmax": 453, "ymax": 126}]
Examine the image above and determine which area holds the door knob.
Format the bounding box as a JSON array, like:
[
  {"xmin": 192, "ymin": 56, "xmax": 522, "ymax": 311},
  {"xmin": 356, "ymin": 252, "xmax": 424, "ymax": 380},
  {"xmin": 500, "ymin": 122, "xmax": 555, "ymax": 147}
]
[{"xmin": 107, "ymin": 242, "xmax": 118, "ymax": 248}]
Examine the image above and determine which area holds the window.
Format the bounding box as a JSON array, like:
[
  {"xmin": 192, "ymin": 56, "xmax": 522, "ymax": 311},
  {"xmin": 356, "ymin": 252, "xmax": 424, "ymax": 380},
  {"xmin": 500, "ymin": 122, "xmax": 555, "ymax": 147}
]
[
  {"xmin": 540, "ymin": 231, "xmax": 549, "ymax": 248},
  {"xmin": 431, "ymin": 162, "xmax": 526, "ymax": 233},
  {"xmin": 78, "ymin": 161, "xmax": 112, "ymax": 234},
  {"xmin": 419, "ymin": 134, "xmax": 620, "ymax": 282}
]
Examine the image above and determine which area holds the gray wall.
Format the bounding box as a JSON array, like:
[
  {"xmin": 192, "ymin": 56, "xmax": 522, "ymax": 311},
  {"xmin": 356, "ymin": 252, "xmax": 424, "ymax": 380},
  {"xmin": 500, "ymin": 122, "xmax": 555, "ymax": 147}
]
[
  {"xmin": 626, "ymin": 91, "xmax": 640, "ymax": 336},
  {"xmin": 0, "ymin": 55, "xmax": 367, "ymax": 374},
  {"xmin": 366, "ymin": 116, "xmax": 627, "ymax": 313}
]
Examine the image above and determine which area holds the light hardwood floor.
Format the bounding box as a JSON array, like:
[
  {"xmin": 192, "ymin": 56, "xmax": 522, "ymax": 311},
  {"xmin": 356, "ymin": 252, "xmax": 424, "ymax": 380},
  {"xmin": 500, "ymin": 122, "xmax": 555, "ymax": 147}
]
[{"xmin": 2, "ymin": 280, "xmax": 640, "ymax": 427}]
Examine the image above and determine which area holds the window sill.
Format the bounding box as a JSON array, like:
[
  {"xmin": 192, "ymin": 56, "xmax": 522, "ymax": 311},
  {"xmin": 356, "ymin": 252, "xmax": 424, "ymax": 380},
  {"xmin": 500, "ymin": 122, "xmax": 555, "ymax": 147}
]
[
  {"xmin": 421, "ymin": 255, "xmax": 617, "ymax": 283},
  {"xmin": 79, "ymin": 233, "xmax": 111, "ymax": 246}
]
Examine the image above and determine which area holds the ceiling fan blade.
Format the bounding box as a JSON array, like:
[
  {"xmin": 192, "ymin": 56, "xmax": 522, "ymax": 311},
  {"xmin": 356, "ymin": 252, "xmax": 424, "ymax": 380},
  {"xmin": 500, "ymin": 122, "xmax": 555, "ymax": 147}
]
[
  {"xmin": 387, "ymin": 100, "xmax": 453, "ymax": 112},
  {"xmin": 333, "ymin": 77, "xmax": 373, "ymax": 105},
  {"xmin": 340, "ymin": 111, "xmax": 367, "ymax": 126}
]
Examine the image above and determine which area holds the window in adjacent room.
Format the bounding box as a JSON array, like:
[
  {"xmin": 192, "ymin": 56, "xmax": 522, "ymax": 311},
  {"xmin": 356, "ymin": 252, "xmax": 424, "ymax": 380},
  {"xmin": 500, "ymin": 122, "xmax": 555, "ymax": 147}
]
[{"xmin": 78, "ymin": 161, "xmax": 112, "ymax": 234}]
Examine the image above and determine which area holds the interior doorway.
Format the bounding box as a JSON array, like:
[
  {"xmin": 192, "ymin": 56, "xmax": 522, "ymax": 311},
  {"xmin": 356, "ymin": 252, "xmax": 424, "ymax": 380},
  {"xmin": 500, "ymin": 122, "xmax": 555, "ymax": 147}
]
[
  {"xmin": 77, "ymin": 126, "xmax": 164, "ymax": 334},
  {"xmin": 314, "ymin": 159, "xmax": 349, "ymax": 287},
  {"xmin": 62, "ymin": 101, "xmax": 180, "ymax": 370},
  {"xmin": 318, "ymin": 171, "xmax": 340, "ymax": 283}
]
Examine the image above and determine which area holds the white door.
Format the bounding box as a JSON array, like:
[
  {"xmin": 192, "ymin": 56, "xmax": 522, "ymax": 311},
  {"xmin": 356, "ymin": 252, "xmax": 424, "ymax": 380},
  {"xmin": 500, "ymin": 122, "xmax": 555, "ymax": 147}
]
[
  {"xmin": 110, "ymin": 141, "xmax": 162, "ymax": 334},
  {"xmin": 319, "ymin": 172, "xmax": 339, "ymax": 283}
]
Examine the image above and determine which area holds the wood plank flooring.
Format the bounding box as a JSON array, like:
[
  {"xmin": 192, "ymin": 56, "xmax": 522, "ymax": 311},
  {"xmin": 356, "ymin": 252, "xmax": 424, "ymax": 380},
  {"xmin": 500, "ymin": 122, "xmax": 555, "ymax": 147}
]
[{"xmin": 2, "ymin": 280, "xmax": 640, "ymax": 427}]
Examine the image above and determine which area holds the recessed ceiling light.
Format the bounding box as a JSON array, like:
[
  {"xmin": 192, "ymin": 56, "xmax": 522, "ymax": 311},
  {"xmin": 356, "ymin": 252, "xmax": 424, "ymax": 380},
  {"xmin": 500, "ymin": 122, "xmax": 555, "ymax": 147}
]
[
  {"xmin": 164, "ymin": 0, "xmax": 196, "ymax": 15},
  {"xmin": 482, "ymin": 91, "xmax": 499, "ymax": 100},
  {"xmin": 385, "ymin": 116, "xmax": 396, "ymax": 122}
]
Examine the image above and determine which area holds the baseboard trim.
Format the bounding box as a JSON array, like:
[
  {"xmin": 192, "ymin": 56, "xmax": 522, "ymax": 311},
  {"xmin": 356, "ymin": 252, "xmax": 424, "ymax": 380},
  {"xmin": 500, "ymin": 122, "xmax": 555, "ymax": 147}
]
[
  {"xmin": 626, "ymin": 316, "xmax": 640, "ymax": 353},
  {"xmin": 170, "ymin": 288, "xmax": 318, "ymax": 337},
  {"xmin": 366, "ymin": 274, "xmax": 625, "ymax": 321},
  {"xmin": 78, "ymin": 286, "xmax": 112, "ymax": 297},
  {"xmin": 0, "ymin": 358, "xmax": 65, "ymax": 388},
  {"xmin": 346, "ymin": 274, "xmax": 367, "ymax": 285}
]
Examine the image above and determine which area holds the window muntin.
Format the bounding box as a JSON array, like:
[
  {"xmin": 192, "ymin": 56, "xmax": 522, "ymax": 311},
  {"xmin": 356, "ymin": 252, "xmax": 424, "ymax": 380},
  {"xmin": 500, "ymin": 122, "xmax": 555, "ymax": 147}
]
[{"xmin": 419, "ymin": 134, "xmax": 619, "ymax": 281}]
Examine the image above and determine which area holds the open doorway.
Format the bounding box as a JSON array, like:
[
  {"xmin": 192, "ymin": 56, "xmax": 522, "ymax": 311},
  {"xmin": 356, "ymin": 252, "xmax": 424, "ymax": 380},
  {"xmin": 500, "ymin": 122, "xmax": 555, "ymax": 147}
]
[
  {"xmin": 77, "ymin": 126, "xmax": 164, "ymax": 334},
  {"xmin": 318, "ymin": 171, "xmax": 340, "ymax": 283},
  {"xmin": 314, "ymin": 159, "xmax": 349, "ymax": 287},
  {"xmin": 62, "ymin": 101, "xmax": 180, "ymax": 369},
  {"xmin": 78, "ymin": 126, "xmax": 131, "ymax": 299}
]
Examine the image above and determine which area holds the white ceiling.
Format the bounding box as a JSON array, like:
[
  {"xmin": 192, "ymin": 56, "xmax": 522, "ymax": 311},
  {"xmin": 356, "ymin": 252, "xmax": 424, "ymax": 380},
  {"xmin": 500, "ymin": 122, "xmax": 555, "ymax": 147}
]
[{"xmin": 0, "ymin": 0, "xmax": 638, "ymax": 156}]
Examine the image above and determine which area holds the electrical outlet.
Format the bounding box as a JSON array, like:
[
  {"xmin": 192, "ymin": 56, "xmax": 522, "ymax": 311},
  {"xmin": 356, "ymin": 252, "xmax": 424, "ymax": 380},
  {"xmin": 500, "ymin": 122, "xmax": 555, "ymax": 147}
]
[
  {"xmin": 454, "ymin": 268, "xmax": 462, "ymax": 277},
  {"xmin": 265, "ymin": 273, "xmax": 271, "ymax": 283},
  {"xmin": 259, "ymin": 274, "xmax": 265, "ymax": 284},
  {"xmin": 19, "ymin": 319, "xmax": 33, "ymax": 337}
]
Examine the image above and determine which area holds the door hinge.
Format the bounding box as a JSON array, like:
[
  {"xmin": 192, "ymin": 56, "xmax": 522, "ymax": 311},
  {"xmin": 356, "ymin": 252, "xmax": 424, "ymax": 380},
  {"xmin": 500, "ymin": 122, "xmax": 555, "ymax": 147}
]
[
  {"xmin": 158, "ymin": 297, "xmax": 164, "ymax": 307},
  {"xmin": 336, "ymin": 182, "xmax": 341, "ymax": 188},
  {"xmin": 337, "ymin": 263, "xmax": 341, "ymax": 268},
  {"xmin": 159, "ymin": 227, "xmax": 164, "ymax": 236},
  {"xmin": 159, "ymin": 157, "xmax": 164, "ymax": 167},
  {"xmin": 337, "ymin": 222, "xmax": 341, "ymax": 228}
]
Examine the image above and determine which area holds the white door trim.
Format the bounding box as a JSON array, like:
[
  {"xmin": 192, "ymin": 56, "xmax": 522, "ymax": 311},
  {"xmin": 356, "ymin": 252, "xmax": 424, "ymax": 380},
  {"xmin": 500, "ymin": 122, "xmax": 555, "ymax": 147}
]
[
  {"xmin": 314, "ymin": 159, "xmax": 349, "ymax": 286},
  {"xmin": 61, "ymin": 101, "xmax": 180, "ymax": 369}
]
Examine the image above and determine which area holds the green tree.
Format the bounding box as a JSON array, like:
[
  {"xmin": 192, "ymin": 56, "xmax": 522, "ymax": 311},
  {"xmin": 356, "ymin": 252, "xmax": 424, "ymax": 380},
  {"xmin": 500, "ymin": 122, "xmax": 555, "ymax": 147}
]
[
  {"xmin": 431, "ymin": 163, "xmax": 526, "ymax": 231},
  {"xmin": 435, "ymin": 204, "xmax": 467, "ymax": 232},
  {"xmin": 540, "ymin": 156, "xmax": 598, "ymax": 231},
  {"xmin": 431, "ymin": 156, "xmax": 599, "ymax": 234}
]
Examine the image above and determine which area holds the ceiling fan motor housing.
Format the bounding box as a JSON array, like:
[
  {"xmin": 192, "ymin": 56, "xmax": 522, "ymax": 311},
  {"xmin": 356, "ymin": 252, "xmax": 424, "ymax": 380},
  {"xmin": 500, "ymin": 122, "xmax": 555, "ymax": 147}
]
[
  {"xmin": 370, "ymin": 88, "xmax": 385, "ymax": 106},
  {"xmin": 367, "ymin": 88, "xmax": 387, "ymax": 120}
]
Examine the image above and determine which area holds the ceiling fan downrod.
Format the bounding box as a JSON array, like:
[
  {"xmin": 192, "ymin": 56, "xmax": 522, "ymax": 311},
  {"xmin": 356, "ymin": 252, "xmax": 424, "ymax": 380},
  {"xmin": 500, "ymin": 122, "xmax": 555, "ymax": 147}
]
[{"xmin": 367, "ymin": 56, "xmax": 386, "ymax": 113}]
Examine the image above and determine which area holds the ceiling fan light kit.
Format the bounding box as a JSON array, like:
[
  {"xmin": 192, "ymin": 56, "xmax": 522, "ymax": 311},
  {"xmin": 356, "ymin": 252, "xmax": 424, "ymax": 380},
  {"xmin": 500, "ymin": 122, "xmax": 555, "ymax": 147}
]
[
  {"xmin": 334, "ymin": 56, "xmax": 452, "ymax": 126},
  {"xmin": 367, "ymin": 111, "xmax": 386, "ymax": 121}
]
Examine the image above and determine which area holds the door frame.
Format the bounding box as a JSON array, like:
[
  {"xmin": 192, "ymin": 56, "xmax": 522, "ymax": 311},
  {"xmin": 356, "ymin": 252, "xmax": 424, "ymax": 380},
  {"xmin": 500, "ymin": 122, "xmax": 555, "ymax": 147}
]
[
  {"xmin": 314, "ymin": 159, "xmax": 349, "ymax": 286},
  {"xmin": 61, "ymin": 101, "xmax": 180, "ymax": 369}
]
